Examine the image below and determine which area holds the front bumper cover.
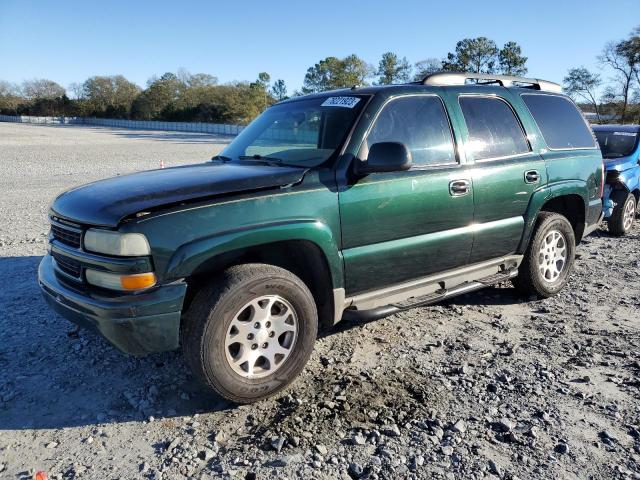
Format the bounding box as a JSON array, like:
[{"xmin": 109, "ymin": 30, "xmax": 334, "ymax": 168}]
[{"xmin": 38, "ymin": 254, "xmax": 186, "ymax": 356}]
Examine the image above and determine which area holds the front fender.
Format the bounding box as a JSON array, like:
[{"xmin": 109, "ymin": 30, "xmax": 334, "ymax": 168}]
[
  {"xmin": 517, "ymin": 180, "xmax": 590, "ymax": 252},
  {"xmin": 164, "ymin": 219, "xmax": 344, "ymax": 288}
]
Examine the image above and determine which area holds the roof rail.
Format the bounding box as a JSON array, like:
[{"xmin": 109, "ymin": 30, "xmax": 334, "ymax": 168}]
[{"xmin": 421, "ymin": 72, "xmax": 562, "ymax": 93}]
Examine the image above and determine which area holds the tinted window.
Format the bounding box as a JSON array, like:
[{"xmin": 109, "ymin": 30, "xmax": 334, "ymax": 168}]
[
  {"xmin": 521, "ymin": 94, "xmax": 596, "ymax": 149},
  {"xmin": 595, "ymin": 130, "xmax": 639, "ymax": 158},
  {"xmin": 459, "ymin": 96, "xmax": 530, "ymax": 161},
  {"xmin": 366, "ymin": 96, "xmax": 456, "ymax": 166}
]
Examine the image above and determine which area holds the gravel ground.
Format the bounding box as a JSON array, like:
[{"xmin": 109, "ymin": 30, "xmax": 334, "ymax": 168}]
[{"xmin": 1, "ymin": 123, "xmax": 639, "ymax": 480}]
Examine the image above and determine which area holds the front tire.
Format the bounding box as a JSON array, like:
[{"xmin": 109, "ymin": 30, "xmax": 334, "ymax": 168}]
[
  {"xmin": 512, "ymin": 212, "xmax": 576, "ymax": 298},
  {"xmin": 607, "ymin": 190, "xmax": 636, "ymax": 236},
  {"xmin": 182, "ymin": 264, "xmax": 318, "ymax": 404}
]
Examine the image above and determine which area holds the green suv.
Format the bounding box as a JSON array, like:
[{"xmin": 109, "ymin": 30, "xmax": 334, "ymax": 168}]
[{"xmin": 39, "ymin": 73, "xmax": 604, "ymax": 403}]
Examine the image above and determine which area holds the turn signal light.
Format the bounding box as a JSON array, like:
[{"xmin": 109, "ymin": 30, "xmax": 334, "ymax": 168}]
[
  {"xmin": 85, "ymin": 269, "xmax": 156, "ymax": 291},
  {"xmin": 120, "ymin": 272, "xmax": 157, "ymax": 290}
]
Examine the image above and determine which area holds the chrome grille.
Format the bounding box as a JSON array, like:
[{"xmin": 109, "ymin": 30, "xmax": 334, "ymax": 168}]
[
  {"xmin": 50, "ymin": 220, "xmax": 82, "ymax": 248},
  {"xmin": 52, "ymin": 252, "xmax": 82, "ymax": 279}
]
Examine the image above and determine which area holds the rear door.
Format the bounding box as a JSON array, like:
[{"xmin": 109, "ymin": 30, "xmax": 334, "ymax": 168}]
[{"xmin": 455, "ymin": 93, "xmax": 548, "ymax": 263}]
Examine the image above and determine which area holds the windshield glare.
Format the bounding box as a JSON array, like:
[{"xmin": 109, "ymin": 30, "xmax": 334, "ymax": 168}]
[
  {"xmin": 221, "ymin": 96, "xmax": 366, "ymax": 167},
  {"xmin": 595, "ymin": 131, "xmax": 639, "ymax": 158}
]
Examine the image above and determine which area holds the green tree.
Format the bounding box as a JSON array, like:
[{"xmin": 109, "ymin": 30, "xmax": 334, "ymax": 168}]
[
  {"xmin": 376, "ymin": 52, "xmax": 411, "ymax": 85},
  {"xmin": 442, "ymin": 37, "xmax": 498, "ymax": 74},
  {"xmin": 0, "ymin": 80, "xmax": 22, "ymax": 114},
  {"xmin": 131, "ymin": 72, "xmax": 186, "ymax": 120},
  {"xmin": 563, "ymin": 67, "xmax": 602, "ymax": 123},
  {"xmin": 413, "ymin": 58, "xmax": 442, "ymax": 81},
  {"xmin": 302, "ymin": 55, "xmax": 372, "ymax": 93},
  {"xmin": 270, "ymin": 79, "xmax": 287, "ymax": 101},
  {"xmin": 498, "ymin": 41, "xmax": 528, "ymax": 76},
  {"xmin": 81, "ymin": 75, "xmax": 140, "ymax": 117}
]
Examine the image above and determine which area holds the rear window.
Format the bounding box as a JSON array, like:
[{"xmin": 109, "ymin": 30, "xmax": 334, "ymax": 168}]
[
  {"xmin": 595, "ymin": 130, "xmax": 639, "ymax": 159},
  {"xmin": 521, "ymin": 94, "xmax": 596, "ymax": 150},
  {"xmin": 459, "ymin": 96, "xmax": 530, "ymax": 161}
]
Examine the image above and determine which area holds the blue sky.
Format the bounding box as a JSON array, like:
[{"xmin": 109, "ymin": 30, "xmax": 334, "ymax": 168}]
[{"xmin": 1, "ymin": 0, "xmax": 638, "ymax": 94}]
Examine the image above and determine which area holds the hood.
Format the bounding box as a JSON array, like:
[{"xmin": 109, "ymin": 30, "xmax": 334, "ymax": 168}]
[{"xmin": 52, "ymin": 162, "xmax": 307, "ymax": 227}]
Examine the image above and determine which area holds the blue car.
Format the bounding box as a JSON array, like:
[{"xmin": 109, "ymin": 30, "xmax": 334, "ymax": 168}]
[{"xmin": 592, "ymin": 125, "xmax": 640, "ymax": 236}]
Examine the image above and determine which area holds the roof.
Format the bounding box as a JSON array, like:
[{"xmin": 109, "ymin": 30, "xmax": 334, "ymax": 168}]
[
  {"xmin": 278, "ymin": 80, "xmax": 566, "ymax": 105},
  {"xmin": 591, "ymin": 124, "xmax": 640, "ymax": 132}
]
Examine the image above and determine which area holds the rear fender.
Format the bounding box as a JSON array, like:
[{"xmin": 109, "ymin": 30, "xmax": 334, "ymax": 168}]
[{"xmin": 517, "ymin": 181, "xmax": 589, "ymax": 252}]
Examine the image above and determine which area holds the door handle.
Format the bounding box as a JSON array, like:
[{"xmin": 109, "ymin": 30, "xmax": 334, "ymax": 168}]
[
  {"xmin": 449, "ymin": 179, "xmax": 471, "ymax": 197},
  {"xmin": 524, "ymin": 170, "xmax": 540, "ymax": 184}
]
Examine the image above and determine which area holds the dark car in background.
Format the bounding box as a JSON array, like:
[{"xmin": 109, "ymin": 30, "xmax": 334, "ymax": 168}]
[{"xmin": 593, "ymin": 125, "xmax": 640, "ymax": 236}]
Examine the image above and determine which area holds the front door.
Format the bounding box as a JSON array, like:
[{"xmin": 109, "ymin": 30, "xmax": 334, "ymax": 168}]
[{"xmin": 339, "ymin": 94, "xmax": 474, "ymax": 294}]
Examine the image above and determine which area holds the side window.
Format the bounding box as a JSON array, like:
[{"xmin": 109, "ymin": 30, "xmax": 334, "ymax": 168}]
[
  {"xmin": 521, "ymin": 94, "xmax": 596, "ymax": 150},
  {"xmin": 459, "ymin": 96, "xmax": 530, "ymax": 161},
  {"xmin": 365, "ymin": 96, "xmax": 456, "ymax": 166}
]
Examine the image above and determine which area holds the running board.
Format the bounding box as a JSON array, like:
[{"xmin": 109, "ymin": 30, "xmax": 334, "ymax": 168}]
[{"xmin": 342, "ymin": 266, "xmax": 519, "ymax": 322}]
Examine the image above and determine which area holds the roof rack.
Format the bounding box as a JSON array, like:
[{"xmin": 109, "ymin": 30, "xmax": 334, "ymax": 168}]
[{"xmin": 421, "ymin": 72, "xmax": 562, "ymax": 93}]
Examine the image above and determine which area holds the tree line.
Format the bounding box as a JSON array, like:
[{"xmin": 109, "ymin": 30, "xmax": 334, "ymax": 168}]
[{"xmin": 0, "ymin": 31, "xmax": 638, "ymax": 125}]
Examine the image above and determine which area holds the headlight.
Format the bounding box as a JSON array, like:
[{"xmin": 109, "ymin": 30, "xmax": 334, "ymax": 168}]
[
  {"xmin": 84, "ymin": 229, "xmax": 150, "ymax": 256},
  {"xmin": 85, "ymin": 269, "xmax": 156, "ymax": 291}
]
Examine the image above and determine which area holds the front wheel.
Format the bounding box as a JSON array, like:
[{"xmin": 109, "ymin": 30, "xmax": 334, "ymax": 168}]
[
  {"xmin": 607, "ymin": 190, "xmax": 636, "ymax": 236},
  {"xmin": 512, "ymin": 212, "xmax": 576, "ymax": 298},
  {"xmin": 182, "ymin": 264, "xmax": 318, "ymax": 404}
]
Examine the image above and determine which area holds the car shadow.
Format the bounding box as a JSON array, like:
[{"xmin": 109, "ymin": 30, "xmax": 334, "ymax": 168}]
[
  {"xmin": 0, "ymin": 255, "xmax": 233, "ymax": 432},
  {"xmin": 0, "ymin": 255, "xmax": 536, "ymax": 432}
]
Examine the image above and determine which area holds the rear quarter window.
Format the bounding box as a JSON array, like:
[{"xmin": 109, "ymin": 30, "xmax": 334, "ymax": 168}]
[{"xmin": 521, "ymin": 94, "xmax": 596, "ymax": 150}]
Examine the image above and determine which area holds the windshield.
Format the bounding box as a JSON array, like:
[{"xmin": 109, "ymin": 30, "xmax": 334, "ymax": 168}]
[
  {"xmin": 220, "ymin": 96, "xmax": 366, "ymax": 167},
  {"xmin": 595, "ymin": 130, "xmax": 639, "ymax": 159}
]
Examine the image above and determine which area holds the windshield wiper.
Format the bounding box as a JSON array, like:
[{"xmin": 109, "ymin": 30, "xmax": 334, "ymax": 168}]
[
  {"xmin": 604, "ymin": 153, "xmax": 624, "ymax": 159},
  {"xmin": 211, "ymin": 154, "xmax": 233, "ymax": 162},
  {"xmin": 238, "ymin": 154, "xmax": 283, "ymax": 163}
]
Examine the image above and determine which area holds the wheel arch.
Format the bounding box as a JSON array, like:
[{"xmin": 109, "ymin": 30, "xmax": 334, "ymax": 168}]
[
  {"xmin": 519, "ymin": 184, "xmax": 588, "ymax": 251},
  {"xmin": 167, "ymin": 221, "xmax": 342, "ymax": 331}
]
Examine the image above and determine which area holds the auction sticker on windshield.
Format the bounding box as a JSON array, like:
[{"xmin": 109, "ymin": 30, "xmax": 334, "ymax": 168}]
[
  {"xmin": 613, "ymin": 132, "xmax": 637, "ymax": 136},
  {"xmin": 321, "ymin": 97, "xmax": 361, "ymax": 108}
]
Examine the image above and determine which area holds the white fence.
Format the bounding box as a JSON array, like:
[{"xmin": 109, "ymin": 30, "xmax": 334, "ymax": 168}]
[{"xmin": 0, "ymin": 115, "xmax": 245, "ymax": 135}]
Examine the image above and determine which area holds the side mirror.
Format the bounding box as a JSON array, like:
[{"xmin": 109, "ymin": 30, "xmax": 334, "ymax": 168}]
[{"xmin": 355, "ymin": 142, "xmax": 412, "ymax": 175}]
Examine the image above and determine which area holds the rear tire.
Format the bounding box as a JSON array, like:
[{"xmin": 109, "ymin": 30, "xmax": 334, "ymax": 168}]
[
  {"xmin": 607, "ymin": 190, "xmax": 636, "ymax": 237},
  {"xmin": 512, "ymin": 212, "xmax": 576, "ymax": 298},
  {"xmin": 182, "ymin": 263, "xmax": 318, "ymax": 404}
]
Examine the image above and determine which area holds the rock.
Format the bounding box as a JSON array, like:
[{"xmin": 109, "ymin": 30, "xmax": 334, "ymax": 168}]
[
  {"xmin": 441, "ymin": 446, "xmax": 454, "ymax": 456},
  {"xmin": 45, "ymin": 441, "xmax": 58, "ymax": 449},
  {"xmin": 494, "ymin": 418, "xmax": 515, "ymax": 432},
  {"xmin": 315, "ymin": 444, "xmax": 328, "ymax": 456},
  {"xmin": 270, "ymin": 436, "xmax": 286, "ymax": 453},
  {"xmin": 200, "ymin": 448, "xmax": 216, "ymax": 462},
  {"xmin": 348, "ymin": 462, "xmax": 364, "ymax": 477},
  {"xmin": 268, "ymin": 454, "xmax": 303, "ymax": 467},
  {"xmin": 451, "ymin": 420, "xmax": 466, "ymax": 434},
  {"xmin": 489, "ymin": 459, "xmax": 501, "ymax": 476},
  {"xmin": 382, "ymin": 424, "xmax": 401, "ymax": 437},
  {"xmin": 350, "ymin": 433, "xmax": 366, "ymax": 446},
  {"xmin": 554, "ymin": 442, "xmax": 569, "ymax": 454}
]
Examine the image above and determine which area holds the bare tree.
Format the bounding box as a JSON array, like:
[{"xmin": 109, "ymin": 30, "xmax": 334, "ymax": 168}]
[
  {"xmin": 563, "ymin": 67, "xmax": 603, "ymax": 123},
  {"xmin": 599, "ymin": 41, "xmax": 637, "ymax": 123},
  {"xmin": 21, "ymin": 79, "xmax": 66, "ymax": 100}
]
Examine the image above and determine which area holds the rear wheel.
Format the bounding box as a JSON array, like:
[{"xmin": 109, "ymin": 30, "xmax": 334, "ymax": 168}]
[
  {"xmin": 182, "ymin": 264, "xmax": 318, "ymax": 404},
  {"xmin": 607, "ymin": 190, "xmax": 636, "ymax": 236},
  {"xmin": 512, "ymin": 212, "xmax": 576, "ymax": 298}
]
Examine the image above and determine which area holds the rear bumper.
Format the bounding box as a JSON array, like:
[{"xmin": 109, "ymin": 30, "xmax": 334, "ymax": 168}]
[{"xmin": 38, "ymin": 254, "xmax": 186, "ymax": 355}]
